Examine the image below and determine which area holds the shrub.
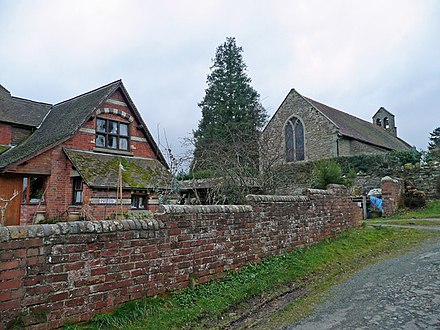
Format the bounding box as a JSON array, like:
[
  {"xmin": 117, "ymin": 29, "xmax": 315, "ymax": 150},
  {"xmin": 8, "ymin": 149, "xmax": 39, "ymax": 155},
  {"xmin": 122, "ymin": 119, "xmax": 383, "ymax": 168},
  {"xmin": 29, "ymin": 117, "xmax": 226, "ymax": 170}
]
[
  {"xmin": 343, "ymin": 167, "xmax": 357, "ymax": 187},
  {"xmin": 389, "ymin": 149, "xmax": 421, "ymax": 165},
  {"xmin": 311, "ymin": 159, "xmax": 344, "ymax": 189}
]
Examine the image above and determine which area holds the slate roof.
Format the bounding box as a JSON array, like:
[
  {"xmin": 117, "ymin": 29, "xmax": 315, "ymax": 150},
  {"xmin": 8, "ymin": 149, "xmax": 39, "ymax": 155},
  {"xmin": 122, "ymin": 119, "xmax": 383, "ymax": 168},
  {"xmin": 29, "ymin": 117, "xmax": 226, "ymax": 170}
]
[
  {"xmin": 0, "ymin": 145, "xmax": 10, "ymax": 155},
  {"xmin": 0, "ymin": 85, "xmax": 51, "ymax": 127},
  {"xmin": 303, "ymin": 96, "xmax": 412, "ymax": 151},
  {"xmin": 64, "ymin": 149, "xmax": 170, "ymax": 189},
  {"xmin": 0, "ymin": 80, "xmax": 168, "ymax": 171}
]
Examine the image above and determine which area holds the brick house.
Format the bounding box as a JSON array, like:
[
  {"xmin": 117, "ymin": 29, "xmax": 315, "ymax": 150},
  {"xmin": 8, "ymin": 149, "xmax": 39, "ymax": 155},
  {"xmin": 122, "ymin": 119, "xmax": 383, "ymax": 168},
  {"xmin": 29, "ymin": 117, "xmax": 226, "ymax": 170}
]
[
  {"xmin": 0, "ymin": 80, "xmax": 169, "ymax": 226},
  {"xmin": 261, "ymin": 89, "xmax": 412, "ymax": 165}
]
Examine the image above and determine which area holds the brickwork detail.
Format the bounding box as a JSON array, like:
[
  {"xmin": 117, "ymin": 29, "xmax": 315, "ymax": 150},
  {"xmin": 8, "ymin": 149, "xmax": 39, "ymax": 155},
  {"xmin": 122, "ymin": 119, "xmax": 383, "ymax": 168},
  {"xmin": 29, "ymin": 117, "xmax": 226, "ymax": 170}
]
[
  {"xmin": 0, "ymin": 123, "xmax": 12, "ymax": 145},
  {"xmin": 0, "ymin": 187, "xmax": 361, "ymax": 329},
  {"xmin": 381, "ymin": 176, "xmax": 404, "ymax": 217}
]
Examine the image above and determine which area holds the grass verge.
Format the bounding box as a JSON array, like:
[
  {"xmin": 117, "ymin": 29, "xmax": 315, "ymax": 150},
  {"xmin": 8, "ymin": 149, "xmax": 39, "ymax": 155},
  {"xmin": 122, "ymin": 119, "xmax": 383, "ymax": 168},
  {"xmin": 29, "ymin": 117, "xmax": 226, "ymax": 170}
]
[
  {"xmin": 385, "ymin": 200, "xmax": 440, "ymax": 219},
  {"xmin": 67, "ymin": 225, "xmax": 439, "ymax": 330},
  {"xmin": 369, "ymin": 219, "xmax": 440, "ymax": 227}
]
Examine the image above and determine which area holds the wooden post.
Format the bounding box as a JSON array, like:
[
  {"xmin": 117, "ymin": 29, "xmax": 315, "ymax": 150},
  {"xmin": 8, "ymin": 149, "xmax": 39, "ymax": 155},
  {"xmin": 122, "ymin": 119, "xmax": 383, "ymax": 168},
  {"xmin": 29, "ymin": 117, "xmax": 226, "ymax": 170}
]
[
  {"xmin": 117, "ymin": 162, "xmax": 124, "ymax": 220},
  {"xmin": 362, "ymin": 195, "xmax": 367, "ymax": 220},
  {"xmin": 0, "ymin": 190, "xmax": 19, "ymax": 226}
]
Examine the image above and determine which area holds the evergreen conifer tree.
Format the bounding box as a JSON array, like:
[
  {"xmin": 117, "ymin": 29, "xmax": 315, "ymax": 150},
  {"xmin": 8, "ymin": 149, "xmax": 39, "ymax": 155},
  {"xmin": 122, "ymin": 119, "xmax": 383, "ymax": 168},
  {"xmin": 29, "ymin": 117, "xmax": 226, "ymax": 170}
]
[
  {"xmin": 193, "ymin": 37, "xmax": 266, "ymax": 173},
  {"xmin": 427, "ymin": 127, "xmax": 440, "ymax": 160}
]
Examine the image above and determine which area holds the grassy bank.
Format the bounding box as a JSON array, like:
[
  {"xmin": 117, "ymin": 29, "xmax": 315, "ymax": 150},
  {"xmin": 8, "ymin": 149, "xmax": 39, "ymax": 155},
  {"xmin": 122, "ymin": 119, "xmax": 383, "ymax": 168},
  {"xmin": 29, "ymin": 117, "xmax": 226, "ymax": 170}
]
[
  {"xmin": 370, "ymin": 219, "xmax": 440, "ymax": 227},
  {"xmin": 387, "ymin": 200, "xmax": 440, "ymax": 219},
  {"xmin": 68, "ymin": 224, "xmax": 439, "ymax": 330}
]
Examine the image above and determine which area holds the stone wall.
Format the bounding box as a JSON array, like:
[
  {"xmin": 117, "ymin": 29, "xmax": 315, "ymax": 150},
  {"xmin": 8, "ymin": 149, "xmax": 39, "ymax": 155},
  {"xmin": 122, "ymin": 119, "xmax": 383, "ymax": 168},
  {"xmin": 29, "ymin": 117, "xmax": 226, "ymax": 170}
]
[
  {"xmin": 272, "ymin": 155, "xmax": 440, "ymax": 200},
  {"xmin": 0, "ymin": 187, "xmax": 361, "ymax": 329},
  {"xmin": 401, "ymin": 163, "xmax": 440, "ymax": 199},
  {"xmin": 356, "ymin": 163, "xmax": 440, "ymax": 199}
]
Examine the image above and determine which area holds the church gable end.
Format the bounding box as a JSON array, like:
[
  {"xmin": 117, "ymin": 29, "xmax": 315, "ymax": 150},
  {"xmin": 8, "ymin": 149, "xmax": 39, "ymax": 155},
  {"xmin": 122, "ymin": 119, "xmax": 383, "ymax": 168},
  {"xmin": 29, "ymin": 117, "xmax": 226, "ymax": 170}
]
[{"xmin": 261, "ymin": 89, "xmax": 339, "ymax": 165}]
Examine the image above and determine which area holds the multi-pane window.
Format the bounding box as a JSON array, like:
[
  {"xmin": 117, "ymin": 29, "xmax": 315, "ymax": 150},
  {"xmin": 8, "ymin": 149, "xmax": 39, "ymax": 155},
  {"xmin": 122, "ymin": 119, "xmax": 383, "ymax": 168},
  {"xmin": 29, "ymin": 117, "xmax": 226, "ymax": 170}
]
[
  {"xmin": 131, "ymin": 194, "xmax": 147, "ymax": 209},
  {"xmin": 285, "ymin": 116, "xmax": 305, "ymax": 162},
  {"xmin": 96, "ymin": 118, "xmax": 129, "ymax": 150},
  {"xmin": 72, "ymin": 177, "xmax": 83, "ymax": 204},
  {"xmin": 22, "ymin": 176, "xmax": 45, "ymax": 204}
]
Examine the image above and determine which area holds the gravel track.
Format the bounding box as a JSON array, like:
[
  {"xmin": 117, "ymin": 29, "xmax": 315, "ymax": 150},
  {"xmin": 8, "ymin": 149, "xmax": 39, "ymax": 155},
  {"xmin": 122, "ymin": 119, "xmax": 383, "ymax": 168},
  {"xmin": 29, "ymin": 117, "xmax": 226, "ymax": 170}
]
[{"xmin": 287, "ymin": 236, "xmax": 440, "ymax": 329}]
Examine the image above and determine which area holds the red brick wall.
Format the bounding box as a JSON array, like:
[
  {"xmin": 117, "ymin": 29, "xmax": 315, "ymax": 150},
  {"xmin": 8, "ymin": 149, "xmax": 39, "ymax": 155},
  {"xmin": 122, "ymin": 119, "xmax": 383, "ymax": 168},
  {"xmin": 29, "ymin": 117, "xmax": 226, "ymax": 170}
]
[
  {"xmin": 0, "ymin": 186, "xmax": 361, "ymax": 329},
  {"xmin": 9, "ymin": 148, "xmax": 52, "ymax": 175},
  {"xmin": 0, "ymin": 123, "xmax": 12, "ymax": 145},
  {"xmin": 381, "ymin": 176, "xmax": 403, "ymax": 217}
]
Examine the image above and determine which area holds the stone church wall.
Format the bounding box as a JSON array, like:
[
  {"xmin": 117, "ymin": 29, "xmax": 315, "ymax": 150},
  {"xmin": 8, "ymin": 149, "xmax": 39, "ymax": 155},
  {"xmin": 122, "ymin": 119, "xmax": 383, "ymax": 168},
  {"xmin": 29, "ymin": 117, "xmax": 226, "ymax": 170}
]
[
  {"xmin": 261, "ymin": 90, "xmax": 337, "ymax": 166},
  {"xmin": 347, "ymin": 139, "xmax": 389, "ymax": 156}
]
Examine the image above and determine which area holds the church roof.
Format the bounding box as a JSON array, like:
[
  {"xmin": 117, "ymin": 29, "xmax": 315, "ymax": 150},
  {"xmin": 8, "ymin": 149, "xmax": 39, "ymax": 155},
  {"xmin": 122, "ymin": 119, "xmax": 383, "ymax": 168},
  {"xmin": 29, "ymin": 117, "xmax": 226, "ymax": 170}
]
[
  {"xmin": 303, "ymin": 96, "xmax": 412, "ymax": 151},
  {"xmin": 0, "ymin": 81, "xmax": 168, "ymax": 171}
]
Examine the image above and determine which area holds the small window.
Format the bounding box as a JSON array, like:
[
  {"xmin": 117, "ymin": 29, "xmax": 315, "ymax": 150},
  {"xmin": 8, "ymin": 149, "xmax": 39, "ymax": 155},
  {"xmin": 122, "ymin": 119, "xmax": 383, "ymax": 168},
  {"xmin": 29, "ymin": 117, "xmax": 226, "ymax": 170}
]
[
  {"xmin": 120, "ymin": 123, "xmax": 128, "ymax": 136},
  {"xmin": 383, "ymin": 117, "xmax": 390, "ymax": 129},
  {"xmin": 96, "ymin": 134, "xmax": 105, "ymax": 147},
  {"xmin": 108, "ymin": 121, "xmax": 118, "ymax": 134},
  {"xmin": 96, "ymin": 118, "xmax": 106, "ymax": 132},
  {"xmin": 108, "ymin": 135, "xmax": 117, "ymax": 149},
  {"xmin": 131, "ymin": 194, "xmax": 147, "ymax": 209},
  {"xmin": 119, "ymin": 138, "xmax": 128, "ymax": 150},
  {"xmin": 72, "ymin": 177, "xmax": 83, "ymax": 204},
  {"xmin": 22, "ymin": 176, "xmax": 46, "ymax": 204},
  {"xmin": 376, "ymin": 118, "xmax": 382, "ymax": 126},
  {"xmin": 95, "ymin": 118, "xmax": 130, "ymax": 151}
]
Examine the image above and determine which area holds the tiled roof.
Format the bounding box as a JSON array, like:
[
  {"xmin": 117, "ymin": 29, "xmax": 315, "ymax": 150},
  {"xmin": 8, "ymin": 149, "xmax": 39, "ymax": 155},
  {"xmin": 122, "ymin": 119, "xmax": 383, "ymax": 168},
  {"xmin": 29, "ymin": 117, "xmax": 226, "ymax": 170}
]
[
  {"xmin": 0, "ymin": 86, "xmax": 51, "ymax": 127},
  {"xmin": 304, "ymin": 97, "xmax": 412, "ymax": 151},
  {"xmin": 0, "ymin": 81, "xmax": 120, "ymax": 170},
  {"xmin": 64, "ymin": 149, "xmax": 170, "ymax": 189}
]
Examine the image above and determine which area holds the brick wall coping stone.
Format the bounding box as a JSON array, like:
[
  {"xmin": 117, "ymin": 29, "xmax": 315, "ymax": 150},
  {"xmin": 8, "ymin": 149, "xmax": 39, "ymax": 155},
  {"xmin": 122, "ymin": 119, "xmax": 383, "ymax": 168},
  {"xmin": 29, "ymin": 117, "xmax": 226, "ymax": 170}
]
[
  {"xmin": 326, "ymin": 184, "xmax": 347, "ymax": 190},
  {"xmin": 157, "ymin": 204, "xmax": 253, "ymax": 214},
  {"xmin": 305, "ymin": 188, "xmax": 334, "ymax": 195},
  {"xmin": 0, "ymin": 219, "xmax": 164, "ymax": 241},
  {"xmin": 381, "ymin": 176, "xmax": 400, "ymax": 183},
  {"xmin": 246, "ymin": 194, "xmax": 310, "ymax": 203}
]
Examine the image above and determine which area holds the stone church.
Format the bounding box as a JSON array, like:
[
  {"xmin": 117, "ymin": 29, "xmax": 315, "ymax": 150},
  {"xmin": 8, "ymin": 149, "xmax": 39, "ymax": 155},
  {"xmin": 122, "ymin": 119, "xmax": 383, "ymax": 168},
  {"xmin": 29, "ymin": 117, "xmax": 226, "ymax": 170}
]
[{"xmin": 261, "ymin": 89, "xmax": 412, "ymax": 165}]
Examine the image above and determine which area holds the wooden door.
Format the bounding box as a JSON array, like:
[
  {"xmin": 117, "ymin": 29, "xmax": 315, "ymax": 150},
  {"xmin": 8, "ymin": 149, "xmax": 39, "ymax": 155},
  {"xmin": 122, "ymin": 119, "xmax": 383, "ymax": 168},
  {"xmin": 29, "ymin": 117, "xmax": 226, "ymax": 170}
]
[{"xmin": 0, "ymin": 175, "xmax": 22, "ymax": 226}]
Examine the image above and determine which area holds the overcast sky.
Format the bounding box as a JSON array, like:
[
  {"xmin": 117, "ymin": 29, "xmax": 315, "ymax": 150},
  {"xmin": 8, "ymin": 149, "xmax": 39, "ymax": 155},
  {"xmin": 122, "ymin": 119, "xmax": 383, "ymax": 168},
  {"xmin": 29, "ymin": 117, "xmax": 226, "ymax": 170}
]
[{"xmin": 1, "ymin": 0, "xmax": 439, "ymax": 161}]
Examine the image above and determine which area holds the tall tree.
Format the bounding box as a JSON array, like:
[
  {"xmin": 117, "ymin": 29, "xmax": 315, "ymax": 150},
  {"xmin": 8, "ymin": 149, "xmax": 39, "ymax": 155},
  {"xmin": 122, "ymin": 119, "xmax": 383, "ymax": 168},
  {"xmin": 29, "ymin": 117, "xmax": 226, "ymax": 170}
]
[
  {"xmin": 427, "ymin": 127, "xmax": 440, "ymax": 160},
  {"xmin": 193, "ymin": 37, "xmax": 267, "ymax": 173}
]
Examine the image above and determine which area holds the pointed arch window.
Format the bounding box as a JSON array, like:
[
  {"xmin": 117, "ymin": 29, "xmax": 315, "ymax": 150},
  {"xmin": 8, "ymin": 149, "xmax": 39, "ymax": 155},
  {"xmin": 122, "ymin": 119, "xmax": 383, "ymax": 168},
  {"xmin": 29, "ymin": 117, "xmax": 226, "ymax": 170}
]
[
  {"xmin": 383, "ymin": 117, "xmax": 390, "ymax": 129},
  {"xmin": 285, "ymin": 116, "xmax": 305, "ymax": 162}
]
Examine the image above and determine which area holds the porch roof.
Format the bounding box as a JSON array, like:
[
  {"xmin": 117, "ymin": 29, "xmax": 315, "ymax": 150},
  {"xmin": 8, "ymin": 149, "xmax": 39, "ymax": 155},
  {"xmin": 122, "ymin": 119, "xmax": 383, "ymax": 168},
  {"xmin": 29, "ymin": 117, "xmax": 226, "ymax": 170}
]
[{"xmin": 64, "ymin": 149, "xmax": 170, "ymax": 189}]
